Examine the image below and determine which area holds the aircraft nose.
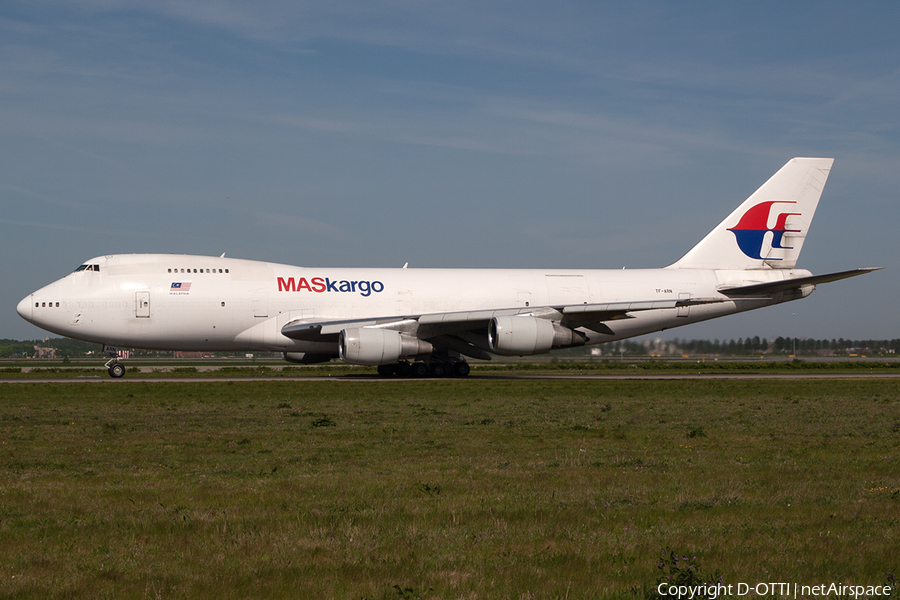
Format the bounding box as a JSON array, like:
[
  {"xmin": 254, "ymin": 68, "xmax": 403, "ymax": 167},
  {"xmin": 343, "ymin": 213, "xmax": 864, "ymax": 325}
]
[{"xmin": 17, "ymin": 294, "xmax": 33, "ymax": 323}]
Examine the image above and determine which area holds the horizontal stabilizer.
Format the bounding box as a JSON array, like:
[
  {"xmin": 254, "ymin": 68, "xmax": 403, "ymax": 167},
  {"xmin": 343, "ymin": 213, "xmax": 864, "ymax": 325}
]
[{"xmin": 719, "ymin": 267, "xmax": 881, "ymax": 296}]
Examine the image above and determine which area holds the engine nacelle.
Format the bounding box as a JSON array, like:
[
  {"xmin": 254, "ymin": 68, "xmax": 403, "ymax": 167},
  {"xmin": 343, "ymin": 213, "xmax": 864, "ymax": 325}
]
[
  {"xmin": 339, "ymin": 327, "xmax": 433, "ymax": 365},
  {"xmin": 487, "ymin": 316, "xmax": 585, "ymax": 356}
]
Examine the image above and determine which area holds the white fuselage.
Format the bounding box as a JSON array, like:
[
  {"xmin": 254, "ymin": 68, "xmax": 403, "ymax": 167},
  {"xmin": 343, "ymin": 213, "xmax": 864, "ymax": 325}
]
[{"xmin": 17, "ymin": 254, "xmax": 809, "ymax": 353}]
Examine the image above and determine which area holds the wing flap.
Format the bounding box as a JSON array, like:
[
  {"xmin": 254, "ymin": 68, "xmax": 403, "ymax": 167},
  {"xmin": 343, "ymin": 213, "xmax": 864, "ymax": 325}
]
[
  {"xmin": 281, "ymin": 297, "xmax": 725, "ymax": 344},
  {"xmin": 282, "ymin": 317, "xmax": 417, "ymax": 341},
  {"xmin": 562, "ymin": 298, "xmax": 725, "ymax": 331}
]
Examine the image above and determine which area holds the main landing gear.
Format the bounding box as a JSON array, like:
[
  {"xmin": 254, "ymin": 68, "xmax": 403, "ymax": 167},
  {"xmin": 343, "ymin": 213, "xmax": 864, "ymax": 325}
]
[{"xmin": 376, "ymin": 360, "xmax": 471, "ymax": 378}]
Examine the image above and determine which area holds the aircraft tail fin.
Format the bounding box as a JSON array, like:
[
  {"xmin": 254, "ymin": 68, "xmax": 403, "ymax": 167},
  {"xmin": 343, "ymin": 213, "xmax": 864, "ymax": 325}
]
[{"xmin": 668, "ymin": 157, "xmax": 834, "ymax": 270}]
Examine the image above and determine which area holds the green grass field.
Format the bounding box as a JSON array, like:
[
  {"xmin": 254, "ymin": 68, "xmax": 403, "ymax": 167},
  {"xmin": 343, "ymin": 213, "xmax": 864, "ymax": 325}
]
[
  {"xmin": 1, "ymin": 378, "xmax": 898, "ymax": 599},
  {"xmin": 3, "ymin": 356, "xmax": 900, "ymax": 379}
]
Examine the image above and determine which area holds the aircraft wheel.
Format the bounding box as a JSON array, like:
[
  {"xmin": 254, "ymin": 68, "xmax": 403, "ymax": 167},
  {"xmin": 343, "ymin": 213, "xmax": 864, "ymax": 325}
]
[
  {"xmin": 395, "ymin": 361, "xmax": 411, "ymax": 377},
  {"xmin": 108, "ymin": 363, "xmax": 126, "ymax": 378},
  {"xmin": 411, "ymin": 362, "xmax": 429, "ymax": 378},
  {"xmin": 452, "ymin": 362, "xmax": 471, "ymax": 377},
  {"xmin": 377, "ymin": 364, "xmax": 395, "ymax": 377},
  {"xmin": 429, "ymin": 362, "xmax": 448, "ymax": 378}
]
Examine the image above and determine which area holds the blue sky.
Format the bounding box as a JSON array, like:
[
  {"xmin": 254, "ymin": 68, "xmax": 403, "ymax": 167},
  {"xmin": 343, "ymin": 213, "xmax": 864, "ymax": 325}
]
[{"xmin": 2, "ymin": 1, "xmax": 897, "ymax": 342}]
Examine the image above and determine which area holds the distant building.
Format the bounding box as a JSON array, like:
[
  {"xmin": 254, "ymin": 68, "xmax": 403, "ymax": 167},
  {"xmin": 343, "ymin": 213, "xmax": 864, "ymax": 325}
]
[
  {"xmin": 174, "ymin": 351, "xmax": 216, "ymax": 359},
  {"xmin": 34, "ymin": 346, "xmax": 56, "ymax": 359}
]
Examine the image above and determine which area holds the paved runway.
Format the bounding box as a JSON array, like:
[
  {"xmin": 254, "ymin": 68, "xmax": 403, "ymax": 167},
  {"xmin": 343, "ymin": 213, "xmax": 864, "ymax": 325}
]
[{"xmin": 2, "ymin": 371, "xmax": 899, "ymax": 383}]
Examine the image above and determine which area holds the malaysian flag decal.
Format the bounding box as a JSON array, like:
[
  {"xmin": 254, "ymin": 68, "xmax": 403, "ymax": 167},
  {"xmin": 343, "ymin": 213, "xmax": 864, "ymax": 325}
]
[{"xmin": 170, "ymin": 282, "xmax": 192, "ymax": 291}]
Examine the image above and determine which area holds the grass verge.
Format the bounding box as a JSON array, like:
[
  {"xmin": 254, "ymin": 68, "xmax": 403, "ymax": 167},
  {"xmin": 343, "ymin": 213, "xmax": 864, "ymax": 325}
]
[{"xmin": 1, "ymin": 379, "xmax": 898, "ymax": 598}]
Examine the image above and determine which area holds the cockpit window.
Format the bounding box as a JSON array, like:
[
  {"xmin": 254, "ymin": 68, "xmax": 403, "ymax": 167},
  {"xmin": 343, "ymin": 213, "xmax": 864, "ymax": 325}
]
[{"xmin": 73, "ymin": 264, "xmax": 100, "ymax": 272}]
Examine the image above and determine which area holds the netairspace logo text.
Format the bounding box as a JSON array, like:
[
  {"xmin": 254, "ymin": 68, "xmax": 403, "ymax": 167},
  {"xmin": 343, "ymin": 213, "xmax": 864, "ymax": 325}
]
[{"xmin": 656, "ymin": 582, "xmax": 893, "ymax": 599}]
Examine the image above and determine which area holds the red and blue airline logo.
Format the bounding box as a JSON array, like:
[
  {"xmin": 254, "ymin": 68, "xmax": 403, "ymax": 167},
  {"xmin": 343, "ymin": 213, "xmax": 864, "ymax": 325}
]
[{"xmin": 727, "ymin": 201, "xmax": 800, "ymax": 260}]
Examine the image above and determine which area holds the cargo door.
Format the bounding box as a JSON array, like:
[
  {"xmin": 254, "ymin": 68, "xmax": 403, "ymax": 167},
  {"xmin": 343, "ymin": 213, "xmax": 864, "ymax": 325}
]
[
  {"xmin": 252, "ymin": 294, "xmax": 268, "ymax": 318},
  {"xmin": 135, "ymin": 291, "xmax": 150, "ymax": 318}
]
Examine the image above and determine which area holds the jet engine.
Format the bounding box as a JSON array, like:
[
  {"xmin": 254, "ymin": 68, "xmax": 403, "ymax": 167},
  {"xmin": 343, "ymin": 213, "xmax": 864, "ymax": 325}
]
[
  {"xmin": 339, "ymin": 327, "xmax": 433, "ymax": 365},
  {"xmin": 487, "ymin": 316, "xmax": 586, "ymax": 356}
]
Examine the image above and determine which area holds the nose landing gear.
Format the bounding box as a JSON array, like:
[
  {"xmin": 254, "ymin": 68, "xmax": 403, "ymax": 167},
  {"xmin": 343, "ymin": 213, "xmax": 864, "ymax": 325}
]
[
  {"xmin": 106, "ymin": 360, "xmax": 126, "ymax": 378},
  {"xmin": 103, "ymin": 346, "xmax": 126, "ymax": 378}
]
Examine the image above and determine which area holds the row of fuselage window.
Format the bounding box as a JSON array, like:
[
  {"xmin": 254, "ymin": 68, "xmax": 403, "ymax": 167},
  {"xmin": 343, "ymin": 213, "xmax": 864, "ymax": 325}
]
[
  {"xmin": 74, "ymin": 265, "xmax": 230, "ymax": 274},
  {"xmin": 168, "ymin": 268, "xmax": 230, "ymax": 274},
  {"xmin": 36, "ymin": 268, "xmax": 231, "ymax": 308},
  {"xmin": 33, "ymin": 301, "xmax": 226, "ymax": 309}
]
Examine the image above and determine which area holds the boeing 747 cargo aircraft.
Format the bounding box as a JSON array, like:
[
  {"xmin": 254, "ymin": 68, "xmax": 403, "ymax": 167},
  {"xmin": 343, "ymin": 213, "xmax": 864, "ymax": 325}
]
[{"xmin": 17, "ymin": 158, "xmax": 878, "ymax": 377}]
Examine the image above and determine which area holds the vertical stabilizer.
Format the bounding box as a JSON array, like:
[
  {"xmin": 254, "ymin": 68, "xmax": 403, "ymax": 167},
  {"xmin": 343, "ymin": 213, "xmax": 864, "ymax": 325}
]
[{"xmin": 669, "ymin": 157, "xmax": 833, "ymax": 270}]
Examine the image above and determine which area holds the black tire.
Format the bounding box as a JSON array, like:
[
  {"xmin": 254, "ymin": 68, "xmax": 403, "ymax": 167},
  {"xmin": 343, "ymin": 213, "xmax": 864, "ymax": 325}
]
[
  {"xmin": 108, "ymin": 363, "xmax": 126, "ymax": 378},
  {"xmin": 411, "ymin": 362, "xmax": 429, "ymax": 378},
  {"xmin": 452, "ymin": 362, "xmax": 471, "ymax": 377},
  {"xmin": 430, "ymin": 362, "xmax": 448, "ymax": 377},
  {"xmin": 377, "ymin": 364, "xmax": 395, "ymax": 377},
  {"xmin": 395, "ymin": 361, "xmax": 412, "ymax": 377}
]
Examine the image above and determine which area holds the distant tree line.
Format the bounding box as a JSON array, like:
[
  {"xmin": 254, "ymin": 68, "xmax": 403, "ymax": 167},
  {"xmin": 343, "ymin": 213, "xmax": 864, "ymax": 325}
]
[
  {"xmin": 0, "ymin": 339, "xmax": 37, "ymax": 358},
  {"xmin": 0, "ymin": 338, "xmax": 102, "ymax": 358},
  {"xmin": 0, "ymin": 338, "xmax": 264, "ymax": 359},
  {"xmin": 601, "ymin": 337, "xmax": 900, "ymax": 357}
]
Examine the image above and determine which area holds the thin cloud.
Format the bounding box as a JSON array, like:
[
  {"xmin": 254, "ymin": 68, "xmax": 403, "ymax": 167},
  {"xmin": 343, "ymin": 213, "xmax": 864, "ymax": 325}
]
[
  {"xmin": 0, "ymin": 184, "xmax": 90, "ymax": 210},
  {"xmin": 254, "ymin": 211, "xmax": 347, "ymax": 239},
  {"xmin": 0, "ymin": 217, "xmax": 158, "ymax": 238},
  {"xmin": 261, "ymin": 113, "xmax": 372, "ymax": 134}
]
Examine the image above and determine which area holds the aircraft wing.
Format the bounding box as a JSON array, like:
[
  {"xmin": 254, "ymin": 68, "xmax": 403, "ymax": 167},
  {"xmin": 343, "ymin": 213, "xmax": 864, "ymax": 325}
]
[
  {"xmin": 719, "ymin": 267, "xmax": 881, "ymax": 296},
  {"xmin": 281, "ymin": 297, "xmax": 724, "ymax": 359}
]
